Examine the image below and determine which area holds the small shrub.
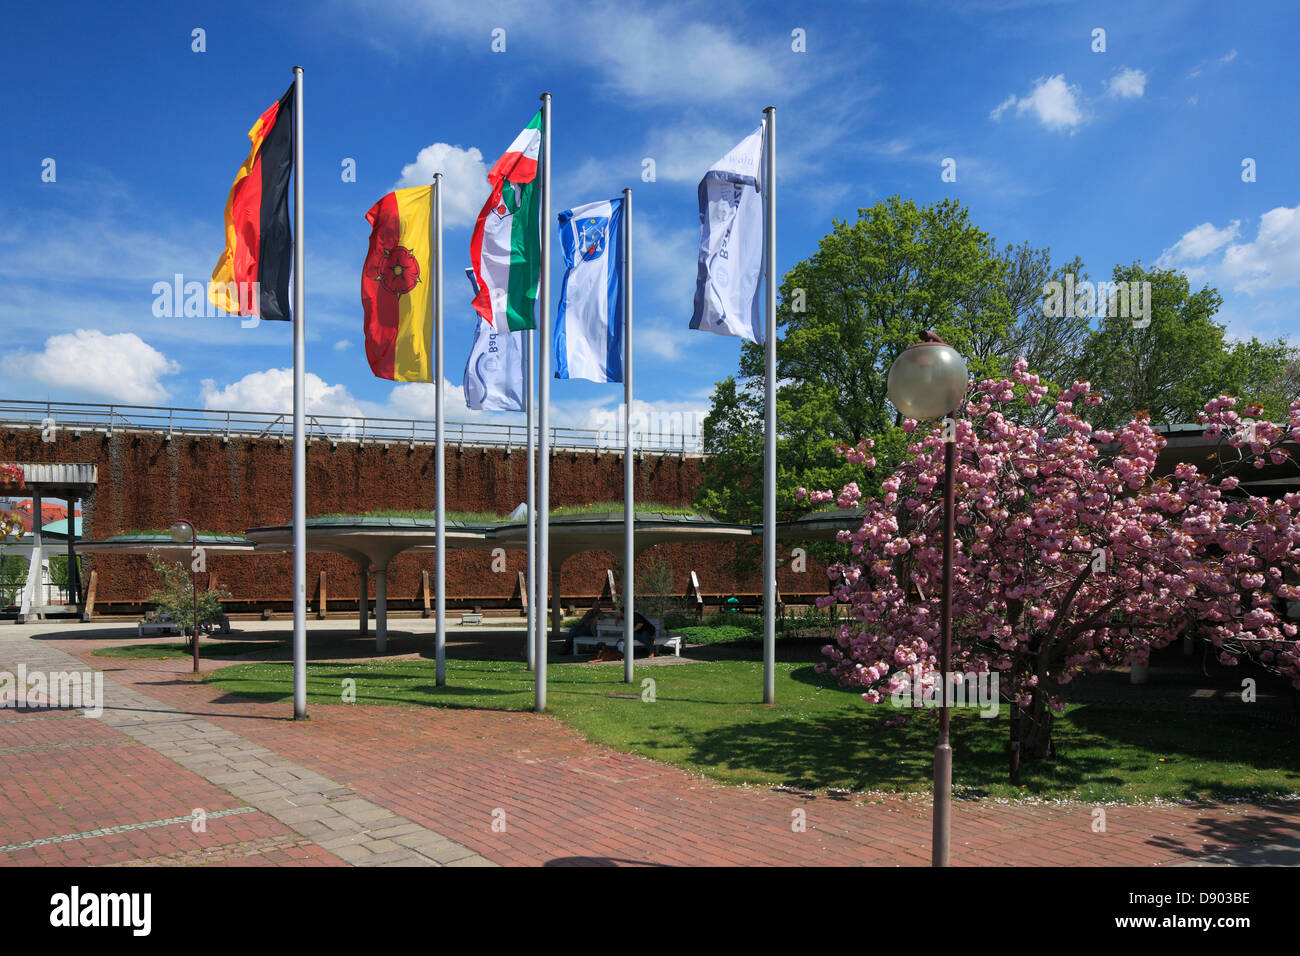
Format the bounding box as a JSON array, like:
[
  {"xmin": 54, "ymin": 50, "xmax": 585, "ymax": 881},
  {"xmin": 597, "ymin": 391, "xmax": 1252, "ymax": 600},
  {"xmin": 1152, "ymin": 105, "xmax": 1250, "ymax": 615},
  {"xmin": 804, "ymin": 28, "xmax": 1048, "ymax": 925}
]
[
  {"xmin": 146, "ymin": 554, "xmax": 232, "ymax": 644},
  {"xmin": 676, "ymin": 625, "xmax": 757, "ymax": 646}
]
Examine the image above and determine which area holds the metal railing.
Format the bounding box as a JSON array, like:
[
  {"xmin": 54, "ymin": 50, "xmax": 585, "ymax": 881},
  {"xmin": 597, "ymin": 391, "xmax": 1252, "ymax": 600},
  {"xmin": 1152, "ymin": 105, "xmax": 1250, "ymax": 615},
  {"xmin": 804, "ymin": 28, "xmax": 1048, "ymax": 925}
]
[{"xmin": 0, "ymin": 399, "xmax": 704, "ymax": 455}]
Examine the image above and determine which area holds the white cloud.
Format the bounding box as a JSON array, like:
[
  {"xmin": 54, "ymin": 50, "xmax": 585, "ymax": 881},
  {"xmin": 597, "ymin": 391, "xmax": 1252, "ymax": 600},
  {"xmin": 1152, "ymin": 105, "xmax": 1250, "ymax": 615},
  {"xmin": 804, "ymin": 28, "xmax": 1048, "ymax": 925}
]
[
  {"xmin": 990, "ymin": 75, "xmax": 1084, "ymax": 131},
  {"xmin": 1157, "ymin": 219, "xmax": 1242, "ymax": 266},
  {"xmin": 356, "ymin": 1, "xmax": 801, "ymax": 104},
  {"xmin": 192, "ymin": 367, "xmax": 705, "ymax": 447},
  {"xmin": 2, "ymin": 330, "xmax": 178, "ymax": 404},
  {"xmin": 989, "ymin": 94, "xmax": 1017, "ymax": 122},
  {"xmin": 639, "ymin": 125, "xmax": 755, "ymax": 185},
  {"xmin": 638, "ymin": 324, "xmax": 690, "ymax": 362},
  {"xmin": 333, "ymin": 339, "xmax": 353, "ymax": 351},
  {"xmin": 393, "ymin": 143, "xmax": 490, "ymax": 228},
  {"xmin": 1106, "ymin": 67, "xmax": 1147, "ymax": 99},
  {"xmin": 199, "ymin": 368, "xmax": 365, "ymax": 418},
  {"xmin": 1220, "ymin": 48, "xmax": 1238, "ymax": 64},
  {"xmin": 381, "ymin": 380, "xmax": 474, "ymax": 419},
  {"xmin": 635, "ymin": 216, "xmax": 700, "ymax": 312},
  {"xmin": 1157, "ymin": 205, "xmax": 1300, "ymax": 296},
  {"xmin": 1221, "ymin": 204, "xmax": 1300, "ymax": 294}
]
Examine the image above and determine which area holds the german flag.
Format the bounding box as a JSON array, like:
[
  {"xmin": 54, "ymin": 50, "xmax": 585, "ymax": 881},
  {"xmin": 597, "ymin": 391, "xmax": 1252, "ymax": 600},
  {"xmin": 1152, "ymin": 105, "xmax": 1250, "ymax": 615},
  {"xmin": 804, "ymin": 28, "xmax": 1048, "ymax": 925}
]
[
  {"xmin": 361, "ymin": 186, "xmax": 435, "ymax": 382},
  {"xmin": 209, "ymin": 86, "xmax": 294, "ymax": 320}
]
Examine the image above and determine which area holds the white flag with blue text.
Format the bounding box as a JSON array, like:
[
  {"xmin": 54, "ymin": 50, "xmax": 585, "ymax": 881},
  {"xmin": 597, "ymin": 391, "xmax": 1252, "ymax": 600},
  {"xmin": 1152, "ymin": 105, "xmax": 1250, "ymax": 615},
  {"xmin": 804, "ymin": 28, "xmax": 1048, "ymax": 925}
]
[
  {"xmin": 463, "ymin": 267, "xmax": 525, "ymax": 411},
  {"xmin": 555, "ymin": 198, "xmax": 624, "ymax": 383},
  {"xmin": 688, "ymin": 125, "xmax": 765, "ymax": 344}
]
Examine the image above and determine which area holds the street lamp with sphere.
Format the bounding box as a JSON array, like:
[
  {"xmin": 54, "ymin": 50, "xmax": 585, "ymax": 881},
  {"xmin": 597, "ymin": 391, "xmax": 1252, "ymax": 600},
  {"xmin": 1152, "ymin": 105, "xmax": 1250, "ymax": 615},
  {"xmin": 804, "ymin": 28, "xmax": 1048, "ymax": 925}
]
[
  {"xmin": 886, "ymin": 331, "xmax": 968, "ymax": 868},
  {"xmin": 169, "ymin": 519, "xmax": 200, "ymax": 674}
]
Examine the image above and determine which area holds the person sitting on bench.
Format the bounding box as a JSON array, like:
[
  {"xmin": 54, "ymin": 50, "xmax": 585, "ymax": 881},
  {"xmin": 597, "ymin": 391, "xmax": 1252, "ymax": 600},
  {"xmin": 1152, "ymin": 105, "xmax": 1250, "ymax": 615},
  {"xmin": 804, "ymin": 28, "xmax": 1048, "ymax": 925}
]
[
  {"xmin": 565, "ymin": 603, "xmax": 604, "ymax": 654},
  {"xmin": 632, "ymin": 611, "xmax": 657, "ymax": 657},
  {"xmin": 591, "ymin": 612, "xmax": 657, "ymax": 660}
]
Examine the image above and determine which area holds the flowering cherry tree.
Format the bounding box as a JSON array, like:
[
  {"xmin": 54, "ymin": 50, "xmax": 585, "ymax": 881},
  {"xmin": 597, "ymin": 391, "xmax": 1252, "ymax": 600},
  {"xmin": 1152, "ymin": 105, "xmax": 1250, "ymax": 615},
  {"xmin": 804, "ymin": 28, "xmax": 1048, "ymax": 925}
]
[{"xmin": 804, "ymin": 359, "xmax": 1300, "ymax": 762}]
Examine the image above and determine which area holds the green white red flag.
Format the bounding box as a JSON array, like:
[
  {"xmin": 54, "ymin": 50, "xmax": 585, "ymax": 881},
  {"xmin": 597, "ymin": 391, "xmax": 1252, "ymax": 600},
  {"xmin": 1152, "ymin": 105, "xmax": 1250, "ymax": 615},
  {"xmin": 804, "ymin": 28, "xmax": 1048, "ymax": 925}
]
[{"xmin": 470, "ymin": 111, "xmax": 542, "ymax": 331}]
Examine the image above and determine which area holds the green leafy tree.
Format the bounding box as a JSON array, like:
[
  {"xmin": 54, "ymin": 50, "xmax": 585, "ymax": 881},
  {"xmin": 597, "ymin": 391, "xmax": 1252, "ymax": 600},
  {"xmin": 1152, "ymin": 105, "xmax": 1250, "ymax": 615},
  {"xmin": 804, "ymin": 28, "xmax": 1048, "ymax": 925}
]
[
  {"xmin": 1080, "ymin": 263, "xmax": 1300, "ymax": 427},
  {"xmin": 146, "ymin": 555, "xmax": 231, "ymax": 645},
  {"xmin": 48, "ymin": 555, "xmax": 82, "ymax": 597},
  {"xmin": 0, "ymin": 556, "xmax": 28, "ymax": 605},
  {"xmin": 697, "ymin": 197, "xmax": 1073, "ymax": 526},
  {"xmin": 966, "ymin": 244, "xmax": 1093, "ymax": 422},
  {"xmin": 629, "ymin": 557, "xmax": 682, "ymax": 622}
]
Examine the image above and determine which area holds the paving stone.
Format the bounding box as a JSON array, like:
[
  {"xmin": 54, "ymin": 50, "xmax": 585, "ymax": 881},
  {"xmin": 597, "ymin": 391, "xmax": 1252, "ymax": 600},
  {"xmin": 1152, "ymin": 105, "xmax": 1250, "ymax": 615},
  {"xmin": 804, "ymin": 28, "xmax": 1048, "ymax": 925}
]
[{"xmin": 8, "ymin": 620, "xmax": 1292, "ymax": 870}]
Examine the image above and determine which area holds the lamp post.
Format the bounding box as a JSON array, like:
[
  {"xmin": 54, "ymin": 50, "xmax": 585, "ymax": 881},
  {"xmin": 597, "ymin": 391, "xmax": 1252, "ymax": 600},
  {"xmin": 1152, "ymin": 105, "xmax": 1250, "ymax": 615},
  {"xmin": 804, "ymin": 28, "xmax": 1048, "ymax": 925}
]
[
  {"xmin": 886, "ymin": 331, "xmax": 968, "ymax": 868},
  {"xmin": 169, "ymin": 519, "xmax": 200, "ymax": 674}
]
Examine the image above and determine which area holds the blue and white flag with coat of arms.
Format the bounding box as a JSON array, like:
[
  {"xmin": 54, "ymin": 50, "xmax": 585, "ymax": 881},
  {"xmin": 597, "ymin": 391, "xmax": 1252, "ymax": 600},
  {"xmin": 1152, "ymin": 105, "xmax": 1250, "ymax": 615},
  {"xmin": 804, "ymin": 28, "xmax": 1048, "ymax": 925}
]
[
  {"xmin": 555, "ymin": 198, "xmax": 624, "ymax": 383},
  {"xmin": 688, "ymin": 125, "xmax": 765, "ymax": 344}
]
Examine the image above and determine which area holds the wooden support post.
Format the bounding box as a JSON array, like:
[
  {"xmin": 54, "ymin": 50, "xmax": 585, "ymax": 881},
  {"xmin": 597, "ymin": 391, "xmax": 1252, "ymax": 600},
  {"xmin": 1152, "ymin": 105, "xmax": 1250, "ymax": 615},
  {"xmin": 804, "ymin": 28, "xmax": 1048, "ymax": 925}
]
[
  {"xmin": 686, "ymin": 570, "xmax": 704, "ymax": 620},
  {"xmin": 422, "ymin": 568, "xmax": 431, "ymax": 618},
  {"xmin": 517, "ymin": 570, "xmax": 528, "ymax": 617},
  {"xmin": 82, "ymin": 569, "xmax": 98, "ymax": 621},
  {"xmin": 600, "ymin": 568, "xmax": 617, "ymax": 604},
  {"xmin": 317, "ymin": 570, "xmax": 327, "ymax": 620}
]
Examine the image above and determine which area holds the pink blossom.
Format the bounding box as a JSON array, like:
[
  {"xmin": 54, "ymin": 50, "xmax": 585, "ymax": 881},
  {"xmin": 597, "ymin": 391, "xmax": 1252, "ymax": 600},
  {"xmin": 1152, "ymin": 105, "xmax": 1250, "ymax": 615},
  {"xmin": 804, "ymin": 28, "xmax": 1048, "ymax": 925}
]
[{"xmin": 814, "ymin": 382, "xmax": 1300, "ymax": 732}]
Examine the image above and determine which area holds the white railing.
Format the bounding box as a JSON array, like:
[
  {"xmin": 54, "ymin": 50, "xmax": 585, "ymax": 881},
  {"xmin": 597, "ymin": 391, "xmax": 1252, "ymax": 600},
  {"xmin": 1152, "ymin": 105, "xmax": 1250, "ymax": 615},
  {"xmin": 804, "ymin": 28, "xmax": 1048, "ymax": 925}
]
[{"xmin": 0, "ymin": 399, "xmax": 704, "ymax": 454}]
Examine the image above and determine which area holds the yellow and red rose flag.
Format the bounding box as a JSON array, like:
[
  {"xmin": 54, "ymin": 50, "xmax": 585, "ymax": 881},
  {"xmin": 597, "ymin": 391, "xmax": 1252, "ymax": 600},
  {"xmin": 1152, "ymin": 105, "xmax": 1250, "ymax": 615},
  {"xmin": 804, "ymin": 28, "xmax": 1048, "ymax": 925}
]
[
  {"xmin": 209, "ymin": 86, "xmax": 295, "ymax": 320},
  {"xmin": 361, "ymin": 186, "xmax": 435, "ymax": 382}
]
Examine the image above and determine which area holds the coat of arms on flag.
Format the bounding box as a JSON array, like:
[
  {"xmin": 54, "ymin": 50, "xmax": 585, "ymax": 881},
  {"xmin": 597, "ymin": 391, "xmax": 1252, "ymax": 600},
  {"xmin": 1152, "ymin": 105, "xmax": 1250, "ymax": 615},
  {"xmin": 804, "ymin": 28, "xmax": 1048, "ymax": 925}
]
[{"xmin": 578, "ymin": 217, "xmax": 609, "ymax": 260}]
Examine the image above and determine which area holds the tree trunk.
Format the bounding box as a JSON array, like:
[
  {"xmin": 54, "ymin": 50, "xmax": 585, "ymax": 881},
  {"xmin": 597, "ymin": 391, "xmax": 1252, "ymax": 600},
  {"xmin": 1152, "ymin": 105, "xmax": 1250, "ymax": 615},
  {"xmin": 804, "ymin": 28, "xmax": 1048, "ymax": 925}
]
[{"xmin": 1017, "ymin": 690, "xmax": 1056, "ymax": 761}]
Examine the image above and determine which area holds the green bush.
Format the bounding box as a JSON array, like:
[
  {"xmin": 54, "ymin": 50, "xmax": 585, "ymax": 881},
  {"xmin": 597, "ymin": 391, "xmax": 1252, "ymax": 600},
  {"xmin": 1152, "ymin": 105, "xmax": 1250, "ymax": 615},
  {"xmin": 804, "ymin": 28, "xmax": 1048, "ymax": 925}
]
[
  {"xmin": 676, "ymin": 625, "xmax": 757, "ymax": 646},
  {"xmin": 147, "ymin": 555, "xmax": 232, "ymax": 643},
  {"xmin": 665, "ymin": 612, "xmax": 765, "ymax": 634},
  {"xmin": 781, "ymin": 605, "xmax": 837, "ymax": 638},
  {"xmin": 706, "ymin": 612, "xmax": 764, "ymax": 634}
]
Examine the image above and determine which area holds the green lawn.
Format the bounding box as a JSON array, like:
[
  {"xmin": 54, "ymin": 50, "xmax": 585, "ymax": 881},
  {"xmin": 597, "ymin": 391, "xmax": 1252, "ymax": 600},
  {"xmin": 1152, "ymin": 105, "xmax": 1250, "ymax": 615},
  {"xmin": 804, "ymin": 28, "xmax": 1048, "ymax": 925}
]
[{"xmin": 205, "ymin": 656, "xmax": 1300, "ymax": 803}]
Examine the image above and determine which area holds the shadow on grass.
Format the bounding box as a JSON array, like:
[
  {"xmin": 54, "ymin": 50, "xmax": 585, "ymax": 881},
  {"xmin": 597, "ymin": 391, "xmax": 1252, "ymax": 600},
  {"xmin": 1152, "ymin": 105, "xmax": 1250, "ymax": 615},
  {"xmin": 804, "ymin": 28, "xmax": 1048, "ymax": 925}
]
[{"xmin": 202, "ymin": 656, "xmax": 1300, "ymax": 802}]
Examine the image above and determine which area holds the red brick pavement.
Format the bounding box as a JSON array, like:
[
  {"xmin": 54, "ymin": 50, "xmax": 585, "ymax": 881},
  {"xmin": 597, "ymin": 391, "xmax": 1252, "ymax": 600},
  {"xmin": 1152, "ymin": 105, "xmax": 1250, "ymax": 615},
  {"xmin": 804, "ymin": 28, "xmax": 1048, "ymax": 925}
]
[
  {"xmin": 0, "ymin": 706, "xmax": 342, "ymax": 867},
  {"xmin": 22, "ymin": 640, "xmax": 1293, "ymax": 868}
]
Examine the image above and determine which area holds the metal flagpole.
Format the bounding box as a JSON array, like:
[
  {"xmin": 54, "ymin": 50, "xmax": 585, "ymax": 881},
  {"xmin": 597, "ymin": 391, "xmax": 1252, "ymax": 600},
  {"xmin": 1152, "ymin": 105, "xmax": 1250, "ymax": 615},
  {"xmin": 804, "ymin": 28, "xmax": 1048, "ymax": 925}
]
[
  {"xmin": 622, "ymin": 187, "xmax": 635, "ymax": 685},
  {"xmin": 434, "ymin": 172, "xmax": 447, "ymax": 686},
  {"xmin": 291, "ymin": 65, "xmax": 308, "ymax": 719},
  {"xmin": 535, "ymin": 92, "xmax": 552, "ymax": 713},
  {"xmin": 525, "ymin": 325, "xmax": 536, "ymax": 670},
  {"xmin": 762, "ymin": 106, "xmax": 776, "ymax": 706}
]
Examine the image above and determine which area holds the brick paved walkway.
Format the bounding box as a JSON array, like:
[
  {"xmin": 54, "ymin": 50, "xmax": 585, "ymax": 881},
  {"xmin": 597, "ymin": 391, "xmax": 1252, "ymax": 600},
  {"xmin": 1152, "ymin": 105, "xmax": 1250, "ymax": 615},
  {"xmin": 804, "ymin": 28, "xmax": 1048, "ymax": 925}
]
[{"xmin": 3, "ymin": 622, "xmax": 1298, "ymax": 866}]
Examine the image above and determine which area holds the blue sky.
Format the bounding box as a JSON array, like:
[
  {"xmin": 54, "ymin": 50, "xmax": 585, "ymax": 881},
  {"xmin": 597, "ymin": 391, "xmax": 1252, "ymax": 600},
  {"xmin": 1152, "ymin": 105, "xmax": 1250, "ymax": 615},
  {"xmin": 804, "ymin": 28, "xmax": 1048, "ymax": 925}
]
[{"xmin": 1, "ymin": 0, "xmax": 1297, "ymax": 439}]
